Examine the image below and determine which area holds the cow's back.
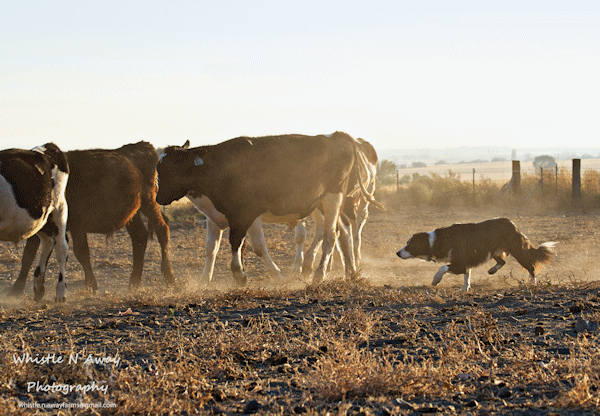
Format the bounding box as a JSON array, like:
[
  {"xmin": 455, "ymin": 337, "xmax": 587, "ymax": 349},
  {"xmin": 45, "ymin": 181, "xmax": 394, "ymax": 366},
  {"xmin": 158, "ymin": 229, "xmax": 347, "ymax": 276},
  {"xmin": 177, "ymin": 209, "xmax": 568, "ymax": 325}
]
[
  {"xmin": 203, "ymin": 132, "xmax": 356, "ymax": 219},
  {"xmin": 114, "ymin": 141, "xmax": 158, "ymax": 190}
]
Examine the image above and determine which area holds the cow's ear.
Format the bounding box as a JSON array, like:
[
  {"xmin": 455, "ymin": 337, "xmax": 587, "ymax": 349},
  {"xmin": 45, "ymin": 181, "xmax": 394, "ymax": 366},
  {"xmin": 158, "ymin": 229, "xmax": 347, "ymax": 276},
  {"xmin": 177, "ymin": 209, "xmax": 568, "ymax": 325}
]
[
  {"xmin": 182, "ymin": 140, "xmax": 190, "ymax": 149},
  {"xmin": 190, "ymin": 148, "xmax": 208, "ymax": 169}
]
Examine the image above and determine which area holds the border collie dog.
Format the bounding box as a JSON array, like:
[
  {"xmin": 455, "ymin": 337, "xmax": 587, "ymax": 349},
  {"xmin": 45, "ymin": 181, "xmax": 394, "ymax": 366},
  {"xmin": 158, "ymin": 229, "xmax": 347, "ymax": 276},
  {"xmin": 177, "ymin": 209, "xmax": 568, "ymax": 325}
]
[{"xmin": 396, "ymin": 218, "xmax": 556, "ymax": 292}]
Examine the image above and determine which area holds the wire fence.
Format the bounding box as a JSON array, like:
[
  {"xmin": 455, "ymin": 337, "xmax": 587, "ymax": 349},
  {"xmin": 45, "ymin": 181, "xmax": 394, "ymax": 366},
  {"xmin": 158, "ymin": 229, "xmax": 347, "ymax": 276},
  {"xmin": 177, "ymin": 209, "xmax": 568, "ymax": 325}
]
[{"xmin": 376, "ymin": 159, "xmax": 600, "ymax": 209}]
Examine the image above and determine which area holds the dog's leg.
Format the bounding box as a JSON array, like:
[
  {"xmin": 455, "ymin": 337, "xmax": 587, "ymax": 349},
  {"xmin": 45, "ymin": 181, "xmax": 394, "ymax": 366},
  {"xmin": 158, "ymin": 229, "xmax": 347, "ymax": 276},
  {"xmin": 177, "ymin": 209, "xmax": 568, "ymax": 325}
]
[
  {"xmin": 488, "ymin": 255, "xmax": 506, "ymax": 274},
  {"xmin": 529, "ymin": 272, "xmax": 537, "ymax": 285},
  {"xmin": 462, "ymin": 269, "xmax": 472, "ymax": 292},
  {"xmin": 432, "ymin": 265, "xmax": 449, "ymax": 286}
]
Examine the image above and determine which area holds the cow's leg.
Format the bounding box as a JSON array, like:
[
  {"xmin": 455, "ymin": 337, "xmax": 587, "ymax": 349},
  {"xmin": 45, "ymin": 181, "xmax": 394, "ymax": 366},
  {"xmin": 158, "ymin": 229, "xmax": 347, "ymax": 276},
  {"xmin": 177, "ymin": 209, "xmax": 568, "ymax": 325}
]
[
  {"xmin": 246, "ymin": 217, "xmax": 284, "ymax": 282},
  {"xmin": 50, "ymin": 202, "xmax": 69, "ymax": 302},
  {"xmin": 229, "ymin": 224, "xmax": 249, "ymax": 287},
  {"xmin": 200, "ymin": 219, "xmax": 224, "ymax": 286},
  {"xmin": 302, "ymin": 211, "xmax": 324, "ymax": 276},
  {"xmin": 329, "ymin": 215, "xmax": 350, "ymax": 272},
  {"xmin": 126, "ymin": 212, "xmax": 149, "ymax": 289},
  {"xmin": 462, "ymin": 269, "xmax": 472, "ymax": 292},
  {"xmin": 8, "ymin": 235, "xmax": 40, "ymax": 297},
  {"xmin": 313, "ymin": 193, "xmax": 344, "ymax": 284},
  {"xmin": 71, "ymin": 229, "xmax": 97, "ymax": 293},
  {"xmin": 141, "ymin": 202, "xmax": 175, "ymax": 286},
  {"xmin": 290, "ymin": 220, "xmax": 306, "ymax": 277},
  {"xmin": 336, "ymin": 216, "xmax": 356, "ymax": 277},
  {"xmin": 33, "ymin": 232, "xmax": 54, "ymax": 302},
  {"xmin": 353, "ymin": 199, "xmax": 370, "ymax": 267}
]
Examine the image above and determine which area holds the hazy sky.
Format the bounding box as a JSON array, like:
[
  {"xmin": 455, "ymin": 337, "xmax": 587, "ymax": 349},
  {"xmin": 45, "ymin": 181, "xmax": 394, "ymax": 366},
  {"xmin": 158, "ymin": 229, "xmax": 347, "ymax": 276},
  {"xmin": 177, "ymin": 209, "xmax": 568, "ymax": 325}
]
[{"xmin": 1, "ymin": 1, "xmax": 599, "ymax": 152}]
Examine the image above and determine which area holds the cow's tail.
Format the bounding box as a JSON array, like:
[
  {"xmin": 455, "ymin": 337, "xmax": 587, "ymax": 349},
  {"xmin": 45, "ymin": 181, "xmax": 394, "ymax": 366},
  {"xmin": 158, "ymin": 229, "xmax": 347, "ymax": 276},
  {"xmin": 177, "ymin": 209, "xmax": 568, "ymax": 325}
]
[{"xmin": 349, "ymin": 141, "xmax": 386, "ymax": 211}]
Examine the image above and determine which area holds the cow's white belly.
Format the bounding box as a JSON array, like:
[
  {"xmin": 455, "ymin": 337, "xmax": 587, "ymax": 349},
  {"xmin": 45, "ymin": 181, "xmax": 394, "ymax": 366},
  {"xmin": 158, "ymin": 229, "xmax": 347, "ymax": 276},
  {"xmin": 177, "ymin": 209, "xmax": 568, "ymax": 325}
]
[
  {"xmin": 261, "ymin": 212, "xmax": 302, "ymax": 226},
  {"xmin": 187, "ymin": 194, "xmax": 303, "ymax": 229},
  {"xmin": 0, "ymin": 176, "xmax": 50, "ymax": 242}
]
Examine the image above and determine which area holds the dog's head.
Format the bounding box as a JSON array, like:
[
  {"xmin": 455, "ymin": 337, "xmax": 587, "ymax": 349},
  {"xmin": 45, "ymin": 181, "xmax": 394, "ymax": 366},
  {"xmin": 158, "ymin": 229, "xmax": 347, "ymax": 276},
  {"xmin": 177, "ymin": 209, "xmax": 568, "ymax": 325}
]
[{"xmin": 396, "ymin": 232, "xmax": 433, "ymax": 260}]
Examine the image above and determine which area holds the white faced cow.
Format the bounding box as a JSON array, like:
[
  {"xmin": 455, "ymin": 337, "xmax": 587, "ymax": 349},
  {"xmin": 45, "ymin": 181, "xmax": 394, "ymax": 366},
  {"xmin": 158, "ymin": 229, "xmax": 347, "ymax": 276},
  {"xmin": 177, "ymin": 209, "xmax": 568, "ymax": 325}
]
[
  {"xmin": 0, "ymin": 143, "xmax": 69, "ymax": 302},
  {"xmin": 156, "ymin": 132, "xmax": 379, "ymax": 285}
]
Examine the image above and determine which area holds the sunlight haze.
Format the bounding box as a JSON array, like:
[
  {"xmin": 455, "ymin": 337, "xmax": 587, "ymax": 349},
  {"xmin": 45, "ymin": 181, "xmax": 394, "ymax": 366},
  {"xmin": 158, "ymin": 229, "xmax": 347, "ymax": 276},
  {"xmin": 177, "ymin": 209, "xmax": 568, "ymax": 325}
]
[{"xmin": 1, "ymin": 1, "xmax": 598, "ymax": 153}]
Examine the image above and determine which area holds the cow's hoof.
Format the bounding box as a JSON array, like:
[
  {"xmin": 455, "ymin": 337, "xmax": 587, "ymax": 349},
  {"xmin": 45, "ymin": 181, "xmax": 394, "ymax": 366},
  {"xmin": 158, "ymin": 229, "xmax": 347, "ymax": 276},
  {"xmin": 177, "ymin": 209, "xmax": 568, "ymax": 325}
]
[
  {"xmin": 33, "ymin": 288, "xmax": 45, "ymax": 302},
  {"xmin": 311, "ymin": 269, "xmax": 325, "ymax": 285},
  {"xmin": 8, "ymin": 286, "xmax": 24, "ymax": 298},
  {"xmin": 233, "ymin": 272, "xmax": 247, "ymax": 287},
  {"xmin": 55, "ymin": 282, "xmax": 67, "ymax": 303},
  {"xmin": 162, "ymin": 265, "xmax": 175, "ymax": 286},
  {"xmin": 198, "ymin": 275, "xmax": 211, "ymax": 289}
]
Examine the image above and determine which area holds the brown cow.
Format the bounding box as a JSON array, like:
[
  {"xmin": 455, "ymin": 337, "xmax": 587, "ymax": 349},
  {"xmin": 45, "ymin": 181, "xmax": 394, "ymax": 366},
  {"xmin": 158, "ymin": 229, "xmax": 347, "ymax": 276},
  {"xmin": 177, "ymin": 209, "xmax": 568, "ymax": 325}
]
[
  {"xmin": 9, "ymin": 141, "xmax": 174, "ymax": 297},
  {"xmin": 156, "ymin": 132, "xmax": 380, "ymax": 285}
]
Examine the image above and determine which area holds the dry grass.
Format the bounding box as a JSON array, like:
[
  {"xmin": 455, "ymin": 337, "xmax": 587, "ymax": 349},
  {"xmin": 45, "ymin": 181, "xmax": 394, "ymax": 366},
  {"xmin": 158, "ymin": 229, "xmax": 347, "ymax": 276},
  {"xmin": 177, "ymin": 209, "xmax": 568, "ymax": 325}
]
[{"xmin": 0, "ymin": 281, "xmax": 599, "ymax": 415}]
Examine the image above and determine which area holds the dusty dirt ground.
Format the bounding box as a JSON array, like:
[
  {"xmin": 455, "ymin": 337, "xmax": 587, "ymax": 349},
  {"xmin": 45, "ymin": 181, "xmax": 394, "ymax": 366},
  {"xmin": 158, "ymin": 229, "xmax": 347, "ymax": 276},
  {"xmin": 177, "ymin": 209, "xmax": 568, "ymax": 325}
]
[{"xmin": 0, "ymin": 206, "xmax": 599, "ymax": 414}]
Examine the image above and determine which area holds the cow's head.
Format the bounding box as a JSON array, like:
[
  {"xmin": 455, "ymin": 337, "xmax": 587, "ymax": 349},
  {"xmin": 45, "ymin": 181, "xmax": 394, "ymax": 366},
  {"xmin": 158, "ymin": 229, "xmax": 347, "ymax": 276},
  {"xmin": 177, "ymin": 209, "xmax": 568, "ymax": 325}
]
[{"xmin": 156, "ymin": 141, "xmax": 208, "ymax": 205}]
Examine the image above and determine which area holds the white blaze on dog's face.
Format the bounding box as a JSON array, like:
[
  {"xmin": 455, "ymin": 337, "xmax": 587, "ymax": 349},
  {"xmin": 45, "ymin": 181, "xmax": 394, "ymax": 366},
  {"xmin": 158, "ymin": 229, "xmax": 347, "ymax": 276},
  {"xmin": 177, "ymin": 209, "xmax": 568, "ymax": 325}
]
[{"xmin": 397, "ymin": 232, "xmax": 433, "ymax": 260}]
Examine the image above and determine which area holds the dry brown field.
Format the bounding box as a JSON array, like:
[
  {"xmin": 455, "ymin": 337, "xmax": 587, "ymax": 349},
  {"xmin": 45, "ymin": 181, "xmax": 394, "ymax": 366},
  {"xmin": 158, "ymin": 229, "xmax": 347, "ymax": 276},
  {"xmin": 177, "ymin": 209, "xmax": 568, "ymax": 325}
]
[{"xmin": 0, "ymin": 204, "xmax": 599, "ymax": 415}]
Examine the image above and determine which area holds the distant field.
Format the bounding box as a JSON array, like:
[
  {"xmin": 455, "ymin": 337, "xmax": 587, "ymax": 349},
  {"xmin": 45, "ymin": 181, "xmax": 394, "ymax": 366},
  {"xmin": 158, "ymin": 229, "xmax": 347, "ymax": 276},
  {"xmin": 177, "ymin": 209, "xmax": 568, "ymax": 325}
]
[{"xmin": 394, "ymin": 158, "xmax": 600, "ymax": 183}]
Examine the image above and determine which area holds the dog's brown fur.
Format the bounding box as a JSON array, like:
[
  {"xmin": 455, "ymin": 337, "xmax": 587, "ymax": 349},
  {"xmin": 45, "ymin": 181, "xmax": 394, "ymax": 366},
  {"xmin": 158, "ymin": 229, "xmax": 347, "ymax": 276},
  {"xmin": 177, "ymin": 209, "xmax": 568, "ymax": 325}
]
[{"xmin": 397, "ymin": 218, "xmax": 556, "ymax": 291}]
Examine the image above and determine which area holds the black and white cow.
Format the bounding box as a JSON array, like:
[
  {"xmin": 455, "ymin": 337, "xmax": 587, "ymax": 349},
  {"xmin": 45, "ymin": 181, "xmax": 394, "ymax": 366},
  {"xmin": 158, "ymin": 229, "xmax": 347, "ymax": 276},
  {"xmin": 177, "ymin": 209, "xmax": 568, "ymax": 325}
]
[
  {"xmin": 0, "ymin": 143, "xmax": 69, "ymax": 302},
  {"xmin": 156, "ymin": 132, "xmax": 380, "ymax": 285}
]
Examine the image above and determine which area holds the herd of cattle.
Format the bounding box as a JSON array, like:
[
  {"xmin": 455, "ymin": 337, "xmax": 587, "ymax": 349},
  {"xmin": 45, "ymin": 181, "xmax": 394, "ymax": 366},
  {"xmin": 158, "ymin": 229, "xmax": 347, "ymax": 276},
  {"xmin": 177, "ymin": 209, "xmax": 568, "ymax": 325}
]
[{"xmin": 0, "ymin": 132, "xmax": 382, "ymax": 302}]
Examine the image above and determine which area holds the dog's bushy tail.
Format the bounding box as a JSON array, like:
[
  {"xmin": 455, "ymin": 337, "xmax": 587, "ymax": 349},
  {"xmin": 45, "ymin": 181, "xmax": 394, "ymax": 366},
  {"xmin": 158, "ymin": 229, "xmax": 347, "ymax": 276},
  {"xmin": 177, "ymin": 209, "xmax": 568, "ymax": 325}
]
[
  {"xmin": 512, "ymin": 233, "xmax": 556, "ymax": 272},
  {"xmin": 531, "ymin": 241, "xmax": 556, "ymax": 269}
]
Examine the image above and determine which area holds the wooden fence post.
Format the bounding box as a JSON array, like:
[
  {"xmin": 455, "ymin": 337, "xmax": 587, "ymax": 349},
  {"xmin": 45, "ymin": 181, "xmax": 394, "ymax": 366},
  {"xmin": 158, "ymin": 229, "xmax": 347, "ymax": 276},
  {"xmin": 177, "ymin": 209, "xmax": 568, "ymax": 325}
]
[
  {"xmin": 472, "ymin": 168, "xmax": 476, "ymax": 204},
  {"xmin": 572, "ymin": 159, "xmax": 581, "ymax": 203},
  {"xmin": 555, "ymin": 164, "xmax": 558, "ymax": 199},
  {"xmin": 511, "ymin": 160, "xmax": 521, "ymax": 196}
]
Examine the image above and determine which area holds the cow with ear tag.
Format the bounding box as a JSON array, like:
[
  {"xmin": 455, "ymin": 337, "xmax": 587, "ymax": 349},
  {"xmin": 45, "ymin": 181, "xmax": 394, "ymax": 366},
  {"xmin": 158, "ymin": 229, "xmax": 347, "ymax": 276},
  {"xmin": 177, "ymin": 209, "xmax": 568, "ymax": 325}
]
[
  {"xmin": 0, "ymin": 143, "xmax": 69, "ymax": 302},
  {"xmin": 158, "ymin": 139, "xmax": 313, "ymax": 287},
  {"xmin": 156, "ymin": 132, "xmax": 381, "ymax": 286}
]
